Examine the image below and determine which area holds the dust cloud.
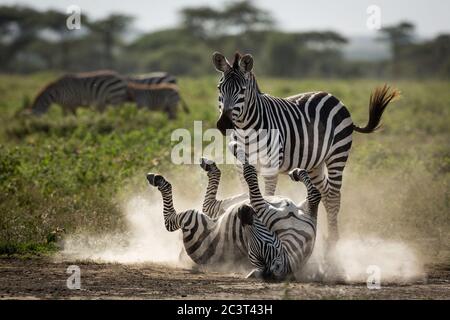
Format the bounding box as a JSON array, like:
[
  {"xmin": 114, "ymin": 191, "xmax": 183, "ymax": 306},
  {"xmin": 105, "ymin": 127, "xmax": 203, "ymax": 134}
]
[
  {"xmin": 62, "ymin": 167, "xmax": 426, "ymax": 284},
  {"xmin": 62, "ymin": 195, "xmax": 189, "ymax": 267}
]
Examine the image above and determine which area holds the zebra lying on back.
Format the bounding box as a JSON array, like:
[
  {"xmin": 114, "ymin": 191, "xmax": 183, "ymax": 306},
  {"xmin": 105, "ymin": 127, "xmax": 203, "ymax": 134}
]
[
  {"xmin": 127, "ymin": 72, "xmax": 177, "ymax": 85},
  {"xmin": 146, "ymin": 154, "xmax": 320, "ymax": 280},
  {"xmin": 212, "ymin": 51, "xmax": 400, "ymax": 250},
  {"xmin": 27, "ymin": 70, "xmax": 127, "ymax": 115},
  {"xmin": 126, "ymin": 82, "xmax": 189, "ymax": 119}
]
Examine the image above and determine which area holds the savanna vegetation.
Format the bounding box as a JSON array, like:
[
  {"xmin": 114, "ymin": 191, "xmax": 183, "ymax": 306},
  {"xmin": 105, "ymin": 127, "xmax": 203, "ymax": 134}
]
[
  {"xmin": 0, "ymin": 74, "xmax": 449, "ymax": 263},
  {"xmin": 1, "ymin": 2, "xmax": 450, "ymax": 79},
  {"xmin": 0, "ymin": 0, "xmax": 448, "ymax": 264}
]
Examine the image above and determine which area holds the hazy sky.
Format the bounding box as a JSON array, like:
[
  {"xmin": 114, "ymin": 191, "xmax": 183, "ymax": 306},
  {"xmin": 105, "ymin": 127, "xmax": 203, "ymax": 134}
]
[{"xmin": 2, "ymin": 0, "xmax": 449, "ymax": 37}]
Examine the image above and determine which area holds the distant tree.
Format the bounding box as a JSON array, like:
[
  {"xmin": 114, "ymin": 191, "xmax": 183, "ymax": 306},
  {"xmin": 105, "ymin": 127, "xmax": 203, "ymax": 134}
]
[
  {"xmin": 180, "ymin": 6, "xmax": 220, "ymax": 39},
  {"xmin": 379, "ymin": 21, "xmax": 415, "ymax": 48},
  {"xmin": 87, "ymin": 14, "xmax": 133, "ymax": 68},
  {"xmin": 379, "ymin": 21, "xmax": 415, "ymax": 75},
  {"xmin": 263, "ymin": 33, "xmax": 299, "ymax": 77},
  {"xmin": 39, "ymin": 10, "xmax": 76, "ymax": 69},
  {"xmin": 296, "ymin": 31, "xmax": 348, "ymax": 48},
  {"xmin": 222, "ymin": 1, "xmax": 274, "ymax": 34},
  {"xmin": 0, "ymin": 6, "xmax": 42, "ymax": 70},
  {"xmin": 179, "ymin": 1, "xmax": 274, "ymax": 38}
]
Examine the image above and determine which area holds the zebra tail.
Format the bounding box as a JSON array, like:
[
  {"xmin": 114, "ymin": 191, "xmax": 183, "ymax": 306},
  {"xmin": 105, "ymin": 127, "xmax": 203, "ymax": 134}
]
[
  {"xmin": 353, "ymin": 84, "xmax": 400, "ymax": 134},
  {"xmin": 179, "ymin": 96, "xmax": 190, "ymax": 114}
]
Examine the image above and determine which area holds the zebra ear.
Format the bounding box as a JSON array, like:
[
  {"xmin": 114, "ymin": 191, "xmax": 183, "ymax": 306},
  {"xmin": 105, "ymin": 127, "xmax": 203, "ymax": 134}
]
[
  {"xmin": 239, "ymin": 54, "xmax": 254, "ymax": 73},
  {"xmin": 212, "ymin": 52, "xmax": 231, "ymax": 73}
]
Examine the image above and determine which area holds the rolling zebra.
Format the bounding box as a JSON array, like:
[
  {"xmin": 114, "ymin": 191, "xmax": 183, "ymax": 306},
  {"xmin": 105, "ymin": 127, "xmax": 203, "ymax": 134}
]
[
  {"xmin": 127, "ymin": 72, "xmax": 177, "ymax": 85},
  {"xmin": 146, "ymin": 154, "xmax": 320, "ymax": 280},
  {"xmin": 212, "ymin": 51, "xmax": 400, "ymax": 249},
  {"xmin": 126, "ymin": 82, "xmax": 189, "ymax": 119},
  {"xmin": 27, "ymin": 70, "xmax": 128, "ymax": 115}
]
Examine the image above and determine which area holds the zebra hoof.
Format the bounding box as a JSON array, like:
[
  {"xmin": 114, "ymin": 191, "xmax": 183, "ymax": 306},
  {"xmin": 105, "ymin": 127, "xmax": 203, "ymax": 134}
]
[
  {"xmin": 146, "ymin": 173, "xmax": 165, "ymax": 187},
  {"xmin": 237, "ymin": 204, "xmax": 255, "ymax": 226},
  {"xmin": 246, "ymin": 269, "xmax": 264, "ymax": 279},
  {"xmin": 200, "ymin": 157, "xmax": 216, "ymax": 172},
  {"xmin": 288, "ymin": 168, "xmax": 308, "ymax": 182}
]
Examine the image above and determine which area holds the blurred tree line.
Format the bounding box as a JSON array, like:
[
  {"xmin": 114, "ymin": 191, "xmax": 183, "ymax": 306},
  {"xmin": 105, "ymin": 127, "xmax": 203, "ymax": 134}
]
[{"xmin": 1, "ymin": 1, "xmax": 449, "ymax": 78}]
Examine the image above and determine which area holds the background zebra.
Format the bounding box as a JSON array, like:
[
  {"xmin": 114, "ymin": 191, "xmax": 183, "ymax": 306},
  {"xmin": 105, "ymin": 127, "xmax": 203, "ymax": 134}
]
[
  {"xmin": 27, "ymin": 70, "xmax": 128, "ymax": 115},
  {"xmin": 146, "ymin": 156, "xmax": 320, "ymax": 280},
  {"xmin": 126, "ymin": 82, "xmax": 189, "ymax": 119},
  {"xmin": 212, "ymin": 51, "xmax": 400, "ymax": 250},
  {"xmin": 127, "ymin": 72, "xmax": 177, "ymax": 85}
]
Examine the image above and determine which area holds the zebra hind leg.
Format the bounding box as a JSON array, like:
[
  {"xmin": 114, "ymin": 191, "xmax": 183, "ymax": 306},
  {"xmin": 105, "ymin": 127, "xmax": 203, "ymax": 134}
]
[
  {"xmin": 288, "ymin": 168, "xmax": 321, "ymax": 218},
  {"xmin": 146, "ymin": 173, "xmax": 166, "ymax": 188},
  {"xmin": 146, "ymin": 172, "xmax": 181, "ymax": 232}
]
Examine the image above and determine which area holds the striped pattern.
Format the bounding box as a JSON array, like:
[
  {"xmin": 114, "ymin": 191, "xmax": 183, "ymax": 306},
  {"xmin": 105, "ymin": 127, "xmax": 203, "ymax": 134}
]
[
  {"xmin": 240, "ymin": 161, "xmax": 320, "ymax": 280},
  {"xmin": 147, "ymin": 157, "xmax": 320, "ymax": 280},
  {"xmin": 127, "ymin": 72, "xmax": 177, "ymax": 85},
  {"xmin": 29, "ymin": 70, "xmax": 127, "ymax": 115},
  {"xmin": 126, "ymin": 82, "xmax": 188, "ymax": 119},
  {"xmin": 200, "ymin": 157, "xmax": 247, "ymax": 218},
  {"xmin": 147, "ymin": 164, "xmax": 249, "ymax": 266},
  {"xmin": 213, "ymin": 52, "xmax": 398, "ymax": 246}
]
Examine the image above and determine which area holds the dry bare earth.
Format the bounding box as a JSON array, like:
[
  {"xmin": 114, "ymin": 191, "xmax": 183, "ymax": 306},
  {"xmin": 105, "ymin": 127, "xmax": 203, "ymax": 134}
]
[{"xmin": 0, "ymin": 258, "xmax": 448, "ymax": 300}]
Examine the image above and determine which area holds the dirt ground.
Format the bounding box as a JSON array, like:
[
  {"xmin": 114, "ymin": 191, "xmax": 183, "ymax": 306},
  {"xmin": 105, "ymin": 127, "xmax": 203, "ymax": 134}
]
[{"xmin": 0, "ymin": 258, "xmax": 449, "ymax": 300}]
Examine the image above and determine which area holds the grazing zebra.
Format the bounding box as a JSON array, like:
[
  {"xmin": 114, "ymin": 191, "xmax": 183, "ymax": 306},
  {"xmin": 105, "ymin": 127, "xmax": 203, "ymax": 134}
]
[
  {"xmin": 146, "ymin": 154, "xmax": 320, "ymax": 280},
  {"xmin": 28, "ymin": 70, "xmax": 128, "ymax": 115},
  {"xmin": 127, "ymin": 72, "xmax": 177, "ymax": 85},
  {"xmin": 126, "ymin": 82, "xmax": 189, "ymax": 119},
  {"xmin": 212, "ymin": 51, "xmax": 400, "ymax": 249}
]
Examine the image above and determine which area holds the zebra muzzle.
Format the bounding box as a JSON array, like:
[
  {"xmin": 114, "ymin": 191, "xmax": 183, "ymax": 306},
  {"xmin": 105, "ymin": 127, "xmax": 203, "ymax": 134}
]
[{"xmin": 216, "ymin": 112, "xmax": 234, "ymax": 135}]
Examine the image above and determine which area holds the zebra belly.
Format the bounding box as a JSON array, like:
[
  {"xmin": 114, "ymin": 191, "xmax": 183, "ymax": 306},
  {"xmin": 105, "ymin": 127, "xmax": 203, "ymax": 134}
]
[
  {"xmin": 182, "ymin": 208, "xmax": 248, "ymax": 266},
  {"xmin": 263, "ymin": 196, "xmax": 317, "ymax": 269}
]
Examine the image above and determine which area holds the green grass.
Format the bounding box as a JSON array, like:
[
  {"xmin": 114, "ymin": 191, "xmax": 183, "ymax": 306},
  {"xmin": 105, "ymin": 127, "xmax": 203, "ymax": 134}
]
[
  {"xmin": 0, "ymin": 74, "xmax": 449, "ymax": 260},
  {"xmin": 0, "ymin": 242, "xmax": 57, "ymax": 257}
]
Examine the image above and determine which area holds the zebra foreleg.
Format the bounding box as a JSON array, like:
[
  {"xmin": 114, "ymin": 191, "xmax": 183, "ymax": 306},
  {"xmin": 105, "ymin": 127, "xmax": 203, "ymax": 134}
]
[
  {"xmin": 166, "ymin": 105, "xmax": 177, "ymax": 119},
  {"xmin": 200, "ymin": 157, "xmax": 223, "ymax": 218},
  {"xmin": 323, "ymin": 160, "xmax": 345, "ymax": 248},
  {"xmin": 96, "ymin": 102, "xmax": 107, "ymax": 113},
  {"xmin": 323, "ymin": 189, "xmax": 341, "ymax": 245},
  {"xmin": 238, "ymin": 204, "xmax": 290, "ymax": 281},
  {"xmin": 200, "ymin": 157, "xmax": 246, "ymax": 218}
]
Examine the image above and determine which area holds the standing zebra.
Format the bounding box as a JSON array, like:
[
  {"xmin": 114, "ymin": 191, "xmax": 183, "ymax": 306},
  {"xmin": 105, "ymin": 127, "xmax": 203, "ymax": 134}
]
[
  {"xmin": 212, "ymin": 51, "xmax": 400, "ymax": 249},
  {"xmin": 127, "ymin": 72, "xmax": 177, "ymax": 85},
  {"xmin": 28, "ymin": 70, "xmax": 128, "ymax": 115},
  {"xmin": 146, "ymin": 154, "xmax": 320, "ymax": 280},
  {"xmin": 126, "ymin": 82, "xmax": 189, "ymax": 119}
]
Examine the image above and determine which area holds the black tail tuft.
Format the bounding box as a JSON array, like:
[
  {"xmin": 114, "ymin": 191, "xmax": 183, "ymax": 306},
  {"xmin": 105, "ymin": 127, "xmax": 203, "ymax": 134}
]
[{"xmin": 353, "ymin": 84, "xmax": 400, "ymax": 134}]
